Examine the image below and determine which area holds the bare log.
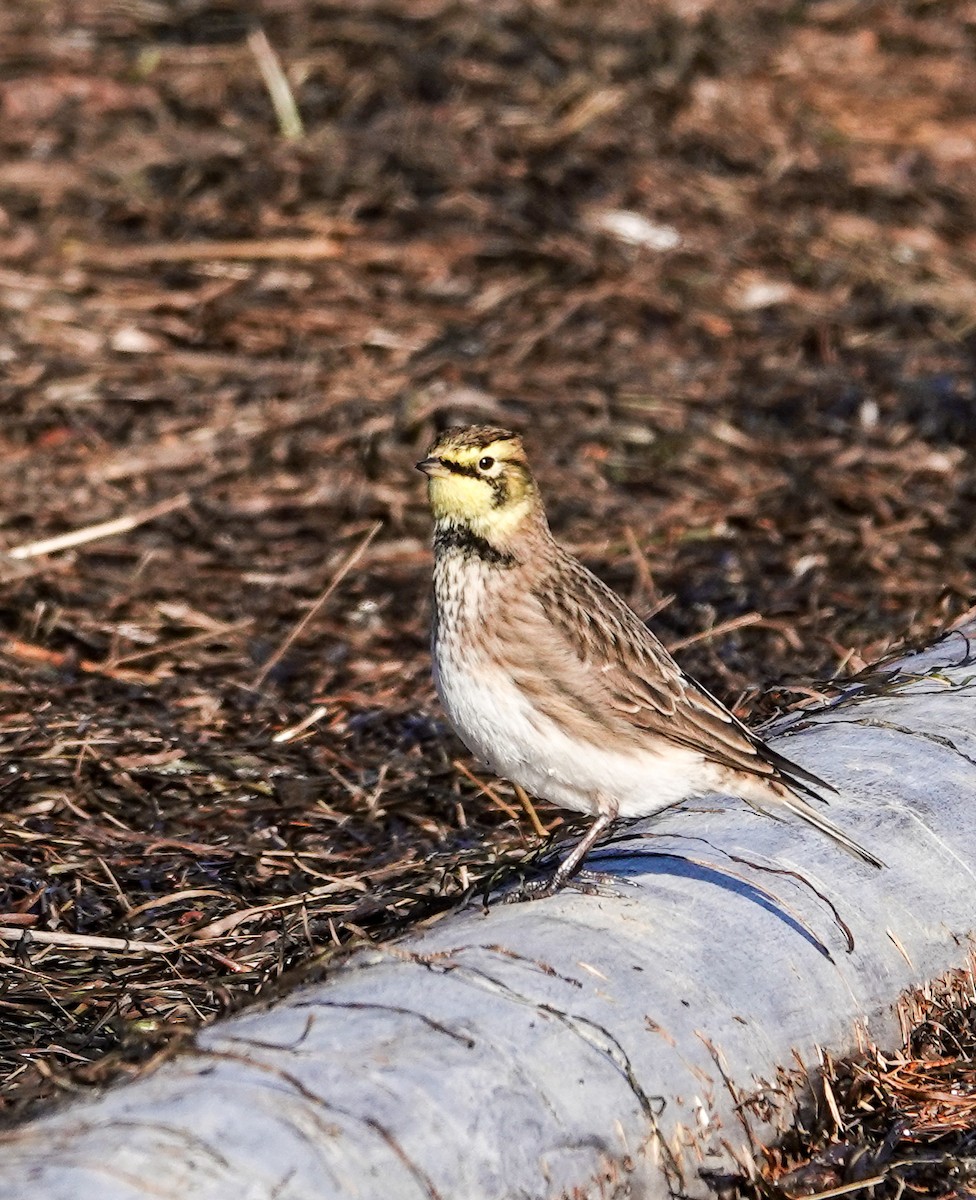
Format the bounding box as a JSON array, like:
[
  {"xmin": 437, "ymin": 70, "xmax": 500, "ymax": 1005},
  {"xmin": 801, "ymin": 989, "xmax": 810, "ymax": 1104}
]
[{"xmin": 2, "ymin": 628, "xmax": 976, "ymax": 1199}]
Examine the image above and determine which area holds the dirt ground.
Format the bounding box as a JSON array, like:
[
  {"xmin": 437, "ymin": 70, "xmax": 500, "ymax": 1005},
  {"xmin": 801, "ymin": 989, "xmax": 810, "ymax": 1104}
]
[{"xmin": 1, "ymin": 0, "xmax": 976, "ymax": 1192}]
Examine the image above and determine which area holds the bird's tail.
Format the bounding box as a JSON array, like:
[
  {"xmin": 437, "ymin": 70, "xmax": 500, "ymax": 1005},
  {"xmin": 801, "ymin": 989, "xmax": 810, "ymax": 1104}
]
[
  {"xmin": 779, "ymin": 788, "xmax": 884, "ymax": 868},
  {"xmin": 741, "ymin": 777, "xmax": 885, "ymax": 869}
]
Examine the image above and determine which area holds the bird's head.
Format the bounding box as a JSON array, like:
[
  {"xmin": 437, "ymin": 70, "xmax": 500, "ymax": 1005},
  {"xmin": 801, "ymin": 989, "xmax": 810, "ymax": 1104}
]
[{"xmin": 417, "ymin": 425, "xmax": 544, "ymax": 543}]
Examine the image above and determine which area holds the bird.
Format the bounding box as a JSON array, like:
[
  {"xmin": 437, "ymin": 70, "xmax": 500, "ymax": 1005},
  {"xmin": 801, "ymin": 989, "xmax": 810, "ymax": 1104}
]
[{"xmin": 416, "ymin": 424, "xmax": 883, "ymax": 899}]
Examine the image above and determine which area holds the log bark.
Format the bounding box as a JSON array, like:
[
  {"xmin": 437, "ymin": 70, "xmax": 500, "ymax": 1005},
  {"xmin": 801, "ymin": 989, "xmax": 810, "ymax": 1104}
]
[{"xmin": 3, "ymin": 627, "xmax": 976, "ymax": 1200}]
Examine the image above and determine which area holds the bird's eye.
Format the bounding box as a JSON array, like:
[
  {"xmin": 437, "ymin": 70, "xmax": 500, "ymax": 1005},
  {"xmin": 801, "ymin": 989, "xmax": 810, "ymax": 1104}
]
[{"xmin": 478, "ymin": 456, "xmax": 495, "ymax": 471}]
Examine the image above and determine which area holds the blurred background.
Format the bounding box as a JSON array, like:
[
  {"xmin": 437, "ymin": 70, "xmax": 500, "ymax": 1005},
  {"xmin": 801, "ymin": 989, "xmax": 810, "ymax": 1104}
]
[{"xmin": 1, "ymin": 0, "xmax": 975, "ymax": 1153}]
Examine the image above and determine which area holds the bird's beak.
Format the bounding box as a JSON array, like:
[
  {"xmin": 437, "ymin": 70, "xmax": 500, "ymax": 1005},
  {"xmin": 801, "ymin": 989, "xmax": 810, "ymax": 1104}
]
[{"xmin": 416, "ymin": 457, "xmax": 451, "ymax": 479}]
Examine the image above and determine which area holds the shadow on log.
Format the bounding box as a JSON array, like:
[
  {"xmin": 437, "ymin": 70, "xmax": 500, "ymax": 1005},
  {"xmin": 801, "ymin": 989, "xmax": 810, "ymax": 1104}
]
[{"xmin": 2, "ymin": 627, "xmax": 976, "ymax": 1199}]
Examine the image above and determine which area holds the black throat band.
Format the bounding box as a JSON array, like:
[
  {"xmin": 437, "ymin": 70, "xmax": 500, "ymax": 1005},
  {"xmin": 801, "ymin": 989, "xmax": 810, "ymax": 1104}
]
[{"xmin": 434, "ymin": 524, "xmax": 517, "ymax": 567}]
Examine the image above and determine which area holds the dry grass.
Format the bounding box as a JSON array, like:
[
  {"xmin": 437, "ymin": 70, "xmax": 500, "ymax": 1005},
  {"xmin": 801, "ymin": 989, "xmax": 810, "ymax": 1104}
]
[{"xmin": 757, "ymin": 964, "xmax": 976, "ymax": 1200}]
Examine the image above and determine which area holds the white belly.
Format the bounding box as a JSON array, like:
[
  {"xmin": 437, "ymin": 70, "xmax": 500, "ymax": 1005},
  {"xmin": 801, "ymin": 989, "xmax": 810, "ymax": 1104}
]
[{"xmin": 434, "ymin": 645, "xmax": 710, "ymax": 819}]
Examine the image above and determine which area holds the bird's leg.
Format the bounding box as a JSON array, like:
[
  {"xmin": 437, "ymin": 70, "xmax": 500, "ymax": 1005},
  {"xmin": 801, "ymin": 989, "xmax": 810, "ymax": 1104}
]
[
  {"xmin": 548, "ymin": 812, "xmax": 614, "ymax": 887},
  {"xmin": 506, "ymin": 809, "xmax": 617, "ymax": 902}
]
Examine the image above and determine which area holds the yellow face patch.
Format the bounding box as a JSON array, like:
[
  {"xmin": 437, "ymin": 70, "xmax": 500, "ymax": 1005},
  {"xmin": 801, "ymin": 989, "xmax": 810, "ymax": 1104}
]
[{"xmin": 419, "ymin": 433, "xmax": 538, "ymax": 537}]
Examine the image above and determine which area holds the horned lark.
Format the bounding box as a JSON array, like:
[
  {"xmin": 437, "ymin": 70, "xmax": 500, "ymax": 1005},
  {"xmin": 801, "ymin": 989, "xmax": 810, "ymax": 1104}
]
[{"xmin": 417, "ymin": 425, "xmax": 882, "ymax": 898}]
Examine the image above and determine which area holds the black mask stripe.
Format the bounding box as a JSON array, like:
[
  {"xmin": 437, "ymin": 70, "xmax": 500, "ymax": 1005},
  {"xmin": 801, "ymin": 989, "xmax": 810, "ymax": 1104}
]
[{"xmin": 440, "ymin": 459, "xmax": 481, "ymax": 478}]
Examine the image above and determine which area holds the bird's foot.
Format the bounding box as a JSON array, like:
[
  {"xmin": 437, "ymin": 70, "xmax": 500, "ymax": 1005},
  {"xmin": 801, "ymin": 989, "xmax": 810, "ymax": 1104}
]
[
  {"xmin": 573, "ymin": 868, "xmax": 638, "ymax": 896},
  {"xmin": 499, "ymin": 867, "xmax": 631, "ymax": 904},
  {"xmin": 495, "ymin": 809, "xmax": 629, "ymax": 903}
]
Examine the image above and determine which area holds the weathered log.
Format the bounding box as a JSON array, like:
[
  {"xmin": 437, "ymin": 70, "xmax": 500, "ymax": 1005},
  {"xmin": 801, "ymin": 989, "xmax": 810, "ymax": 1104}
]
[{"xmin": 2, "ymin": 627, "xmax": 976, "ymax": 1200}]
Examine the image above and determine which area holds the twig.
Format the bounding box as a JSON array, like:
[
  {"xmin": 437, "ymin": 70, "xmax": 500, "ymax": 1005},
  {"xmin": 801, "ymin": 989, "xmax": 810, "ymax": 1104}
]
[
  {"xmin": 248, "ymin": 26, "xmax": 305, "ymax": 141},
  {"xmin": 667, "ymin": 611, "xmax": 762, "ymax": 653},
  {"xmin": 791, "ymin": 1175, "xmax": 887, "ymax": 1200},
  {"xmin": 124, "ymin": 888, "xmax": 230, "ymax": 923},
  {"xmin": 452, "ymin": 759, "xmax": 522, "ymax": 825},
  {"xmin": 6, "ymin": 493, "xmax": 190, "ymax": 560},
  {"xmin": 76, "ymin": 238, "xmax": 340, "ymax": 269},
  {"xmin": 513, "ymin": 782, "xmax": 548, "ymax": 838},
  {"xmin": 193, "ymin": 884, "xmax": 357, "ymax": 940},
  {"xmin": 109, "ymin": 618, "xmax": 254, "ymax": 667},
  {"xmin": 273, "ymin": 705, "xmax": 330, "ymax": 743},
  {"xmin": 0, "ymin": 927, "xmax": 178, "ymax": 955},
  {"xmin": 0, "ymin": 637, "xmax": 159, "ymax": 685},
  {"xmin": 622, "ymin": 524, "xmax": 658, "ymax": 609},
  {"xmin": 252, "ymin": 522, "xmax": 382, "ymax": 689}
]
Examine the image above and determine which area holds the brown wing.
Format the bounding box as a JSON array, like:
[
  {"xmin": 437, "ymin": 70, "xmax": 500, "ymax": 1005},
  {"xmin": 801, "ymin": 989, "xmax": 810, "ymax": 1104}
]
[{"xmin": 513, "ymin": 548, "xmax": 829, "ymax": 798}]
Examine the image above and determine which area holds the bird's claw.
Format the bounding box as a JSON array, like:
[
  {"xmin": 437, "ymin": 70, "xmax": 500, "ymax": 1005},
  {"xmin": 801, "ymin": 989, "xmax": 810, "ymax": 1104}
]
[{"xmin": 498, "ymin": 867, "xmax": 633, "ymax": 903}]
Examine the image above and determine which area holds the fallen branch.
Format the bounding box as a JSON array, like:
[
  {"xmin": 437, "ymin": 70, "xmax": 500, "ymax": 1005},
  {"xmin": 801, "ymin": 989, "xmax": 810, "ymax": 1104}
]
[{"xmin": 2, "ymin": 628, "xmax": 976, "ymax": 1199}]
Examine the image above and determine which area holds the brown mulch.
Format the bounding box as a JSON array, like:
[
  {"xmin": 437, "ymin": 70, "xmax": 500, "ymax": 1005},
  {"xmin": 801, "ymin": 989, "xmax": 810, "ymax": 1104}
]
[{"xmin": 1, "ymin": 0, "xmax": 976, "ymax": 1171}]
